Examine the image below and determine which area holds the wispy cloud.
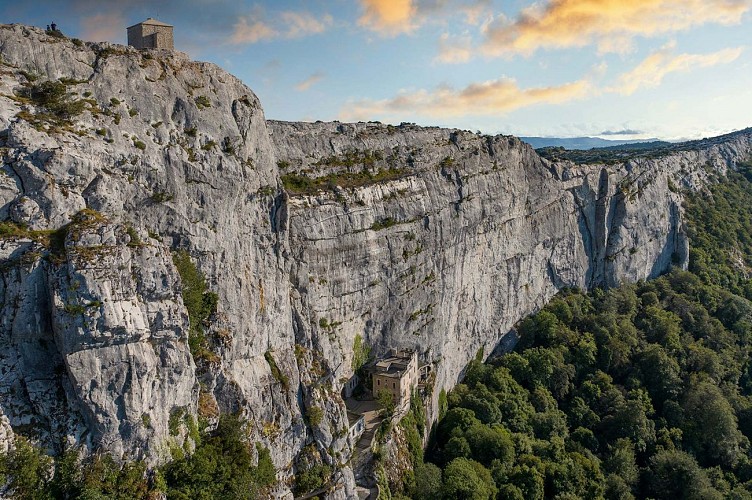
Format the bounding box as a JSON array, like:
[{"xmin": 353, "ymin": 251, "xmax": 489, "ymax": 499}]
[
  {"xmin": 600, "ymin": 129, "xmax": 643, "ymax": 136},
  {"xmin": 340, "ymin": 77, "xmax": 592, "ymax": 121},
  {"xmin": 610, "ymin": 43, "xmax": 744, "ymax": 95},
  {"xmin": 436, "ymin": 33, "xmax": 473, "ymax": 63},
  {"xmin": 295, "ymin": 72, "xmax": 325, "ymax": 92},
  {"xmin": 229, "ymin": 10, "xmax": 332, "ymax": 45},
  {"xmin": 457, "ymin": 0, "xmax": 493, "ymax": 25},
  {"xmin": 466, "ymin": 0, "xmax": 751, "ymax": 59},
  {"xmin": 79, "ymin": 12, "xmax": 124, "ymax": 42},
  {"xmin": 281, "ymin": 11, "xmax": 333, "ymax": 38},
  {"xmin": 343, "ymin": 40, "xmax": 746, "ymax": 122},
  {"xmin": 230, "ymin": 17, "xmax": 277, "ymax": 44}
]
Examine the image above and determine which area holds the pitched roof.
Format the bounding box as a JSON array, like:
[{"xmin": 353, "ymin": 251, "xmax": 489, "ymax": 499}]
[{"xmin": 127, "ymin": 18, "xmax": 173, "ymax": 29}]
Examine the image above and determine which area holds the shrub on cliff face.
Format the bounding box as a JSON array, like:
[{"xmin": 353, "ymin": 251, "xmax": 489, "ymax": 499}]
[
  {"xmin": 351, "ymin": 333, "xmax": 371, "ymax": 373},
  {"xmin": 0, "ymin": 437, "xmax": 53, "ymax": 499},
  {"xmin": 29, "ymin": 81, "xmax": 85, "ymax": 119},
  {"xmin": 172, "ymin": 250, "xmax": 219, "ymax": 361},
  {"xmin": 306, "ymin": 406, "xmax": 324, "ymax": 427},
  {"xmin": 15, "ymin": 80, "xmax": 86, "ymax": 131}
]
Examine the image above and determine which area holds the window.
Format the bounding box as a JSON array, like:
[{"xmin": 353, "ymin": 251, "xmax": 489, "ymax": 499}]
[
  {"xmin": 377, "ymin": 380, "xmax": 380, "ymax": 386},
  {"xmin": 393, "ymin": 383, "xmax": 396, "ymax": 389}
]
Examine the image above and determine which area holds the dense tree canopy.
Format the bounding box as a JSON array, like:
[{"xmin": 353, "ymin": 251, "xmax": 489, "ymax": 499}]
[{"xmin": 426, "ymin": 163, "xmax": 752, "ymax": 499}]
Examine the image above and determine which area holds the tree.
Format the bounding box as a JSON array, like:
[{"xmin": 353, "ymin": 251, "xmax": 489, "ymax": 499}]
[
  {"xmin": 604, "ymin": 438, "xmax": 638, "ymax": 487},
  {"xmin": 376, "ymin": 389, "xmax": 396, "ymax": 417},
  {"xmin": 516, "ymin": 310, "xmax": 560, "ymax": 349},
  {"xmin": 461, "ymin": 393, "xmax": 501, "ymax": 425},
  {"xmin": 637, "ymin": 344, "xmax": 682, "ymax": 409},
  {"xmin": 647, "ymin": 449, "xmax": 723, "ymax": 500},
  {"xmin": 162, "ymin": 414, "xmax": 276, "ymax": 499},
  {"xmin": 599, "ymin": 398, "xmax": 655, "ymax": 453},
  {"xmin": 682, "ymin": 380, "xmax": 744, "ymax": 467},
  {"xmin": 0, "ymin": 437, "xmax": 53, "ymax": 500},
  {"xmin": 604, "ymin": 474, "xmax": 635, "ymax": 500},
  {"xmin": 411, "ymin": 462, "xmax": 442, "ymax": 500},
  {"xmin": 443, "ymin": 458, "xmax": 496, "ymax": 500},
  {"xmin": 437, "ymin": 408, "xmax": 480, "ymax": 444},
  {"xmin": 638, "ymin": 306, "xmax": 683, "ymax": 350},
  {"xmin": 506, "ymin": 464, "xmax": 544, "ymax": 500},
  {"xmin": 352, "ymin": 334, "xmax": 371, "ymax": 373},
  {"xmin": 464, "ymin": 424, "xmax": 514, "ymax": 466},
  {"xmin": 444, "ymin": 436, "xmax": 471, "ymax": 462}
]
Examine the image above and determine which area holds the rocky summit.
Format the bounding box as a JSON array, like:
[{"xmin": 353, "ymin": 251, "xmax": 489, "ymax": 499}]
[{"xmin": 0, "ymin": 24, "xmax": 751, "ymax": 498}]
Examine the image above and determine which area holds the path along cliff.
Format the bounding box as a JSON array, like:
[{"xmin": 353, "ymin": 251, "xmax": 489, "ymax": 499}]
[{"xmin": 0, "ymin": 24, "xmax": 751, "ymax": 497}]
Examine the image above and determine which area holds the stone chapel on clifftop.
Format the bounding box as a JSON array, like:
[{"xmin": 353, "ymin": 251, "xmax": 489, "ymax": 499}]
[{"xmin": 127, "ymin": 18, "xmax": 174, "ymax": 50}]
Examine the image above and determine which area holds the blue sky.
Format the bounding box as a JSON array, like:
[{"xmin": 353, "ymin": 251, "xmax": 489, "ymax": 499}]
[{"xmin": 2, "ymin": 0, "xmax": 751, "ymax": 140}]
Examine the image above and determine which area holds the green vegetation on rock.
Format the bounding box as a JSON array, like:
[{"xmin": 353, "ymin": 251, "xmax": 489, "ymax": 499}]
[
  {"xmin": 264, "ymin": 350, "xmax": 289, "ymax": 390},
  {"xmin": 162, "ymin": 414, "xmax": 276, "ymax": 499},
  {"xmin": 14, "ymin": 79, "xmax": 87, "ymax": 132},
  {"xmin": 352, "ymin": 334, "xmax": 372, "ymax": 373},
  {"xmin": 0, "ymin": 415, "xmax": 276, "ymax": 499},
  {"xmin": 172, "ymin": 250, "xmax": 219, "ymax": 363},
  {"xmin": 685, "ymin": 159, "xmax": 752, "ymax": 299},
  {"xmin": 281, "ymin": 166, "xmax": 407, "ymax": 195}
]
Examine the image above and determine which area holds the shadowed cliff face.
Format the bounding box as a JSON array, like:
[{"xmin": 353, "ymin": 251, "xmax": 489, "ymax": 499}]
[{"xmin": 0, "ymin": 23, "xmax": 751, "ymax": 498}]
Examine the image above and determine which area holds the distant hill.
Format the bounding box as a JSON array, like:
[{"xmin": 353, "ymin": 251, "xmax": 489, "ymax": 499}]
[
  {"xmin": 535, "ymin": 128, "xmax": 752, "ymax": 164},
  {"xmin": 520, "ymin": 136, "xmax": 665, "ymax": 150}
]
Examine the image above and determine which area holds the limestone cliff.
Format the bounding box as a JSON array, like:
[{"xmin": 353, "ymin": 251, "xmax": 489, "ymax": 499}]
[{"xmin": 0, "ymin": 24, "xmax": 750, "ymax": 498}]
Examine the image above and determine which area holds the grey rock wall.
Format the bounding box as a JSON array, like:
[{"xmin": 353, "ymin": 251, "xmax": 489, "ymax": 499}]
[
  {"xmin": 270, "ymin": 120, "xmax": 751, "ymax": 422},
  {"xmin": 0, "ymin": 23, "xmax": 750, "ymax": 497}
]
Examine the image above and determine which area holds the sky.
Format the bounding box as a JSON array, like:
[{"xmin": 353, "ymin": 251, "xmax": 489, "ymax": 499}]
[{"xmin": 2, "ymin": 0, "xmax": 751, "ymax": 140}]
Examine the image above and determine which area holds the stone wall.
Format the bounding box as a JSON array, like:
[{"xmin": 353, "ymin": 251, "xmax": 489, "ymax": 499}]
[{"xmin": 127, "ymin": 23, "xmax": 173, "ymax": 50}]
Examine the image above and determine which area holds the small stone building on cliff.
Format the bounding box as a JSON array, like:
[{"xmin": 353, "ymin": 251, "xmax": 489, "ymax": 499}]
[
  {"xmin": 127, "ymin": 18, "xmax": 174, "ymax": 50},
  {"xmin": 372, "ymin": 348, "xmax": 419, "ymax": 406}
]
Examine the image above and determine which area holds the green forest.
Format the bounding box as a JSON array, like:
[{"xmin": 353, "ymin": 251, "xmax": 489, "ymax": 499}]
[
  {"xmin": 415, "ymin": 162, "xmax": 752, "ymax": 499},
  {"xmin": 0, "ymin": 414, "xmax": 276, "ymax": 499}
]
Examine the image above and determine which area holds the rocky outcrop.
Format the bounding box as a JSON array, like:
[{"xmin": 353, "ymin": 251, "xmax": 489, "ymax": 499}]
[
  {"xmin": 0, "ymin": 23, "xmax": 751, "ymax": 497},
  {"xmin": 0, "ymin": 24, "xmax": 300, "ymax": 471}
]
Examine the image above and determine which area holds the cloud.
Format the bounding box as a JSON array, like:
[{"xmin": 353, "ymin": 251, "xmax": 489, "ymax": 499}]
[
  {"xmin": 480, "ymin": 0, "xmax": 751, "ymax": 57},
  {"xmin": 281, "ymin": 11, "xmax": 333, "ymax": 38},
  {"xmin": 358, "ymin": 0, "xmax": 418, "ymax": 36},
  {"xmin": 458, "ymin": 0, "xmax": 493, "ymax": 25},
  {"xmin": 600, "ymin": 129, "xmax": 643, "ymax": 136},
  {"xmin": 341, "ymin": 40, "xmax": 745, "ymax": 122},
  {"xmin": 435, "ymin": 33, "xmax": 473, "ymax": 63},
  {"xmin": 340, "ymin": 77, "xmax": 592, "ymax": 121},
  {"xmin": 357, "ymin": 0, "xmax": 492, "ymax": 36},
  {"xmin": 229, "ymin": 11, "xmax": 332, "ymax": 44},
  {"xmin": 230, "ymin": 17, "xmax": 277, "ymax": 44},
  {"xmin": 611, "ymin": 44, "xmax": 744, "ymax": 95},
  {"xmin": 295, "ymin": 72, "xmax": 325, "ymax": 91},
  {"xmin": 79, "ymin": 12, "xmax": 124, "ymax": 42}
]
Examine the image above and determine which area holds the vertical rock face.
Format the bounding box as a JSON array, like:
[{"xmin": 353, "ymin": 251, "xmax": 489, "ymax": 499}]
[
  {"xmin": 270, "ymin": 121, "xmax": 751, "ymax": 418},
  {"xmin": 0, "ymin": 24, "xmax": 301, "ymax": 467},
  {"xmin": 47, "ymin": 214, "xmax": 197, "ymax": 459},
  {"xmin": 0, "ymin": 23, "xmax": 751, "ymax": 496}
]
